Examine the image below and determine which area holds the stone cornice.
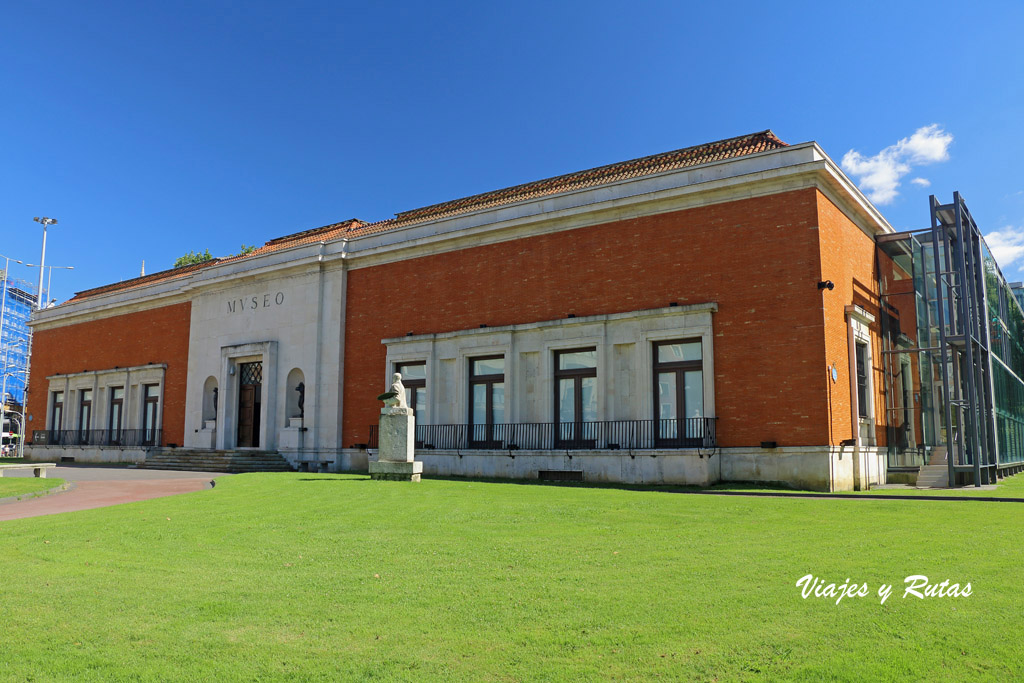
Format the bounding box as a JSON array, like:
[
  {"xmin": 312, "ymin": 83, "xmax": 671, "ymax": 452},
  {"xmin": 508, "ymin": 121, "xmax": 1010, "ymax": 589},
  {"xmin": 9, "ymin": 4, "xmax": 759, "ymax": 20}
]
[{"xmin": 381, "ymin": 303, "xmax": 718, "ymax": 345}]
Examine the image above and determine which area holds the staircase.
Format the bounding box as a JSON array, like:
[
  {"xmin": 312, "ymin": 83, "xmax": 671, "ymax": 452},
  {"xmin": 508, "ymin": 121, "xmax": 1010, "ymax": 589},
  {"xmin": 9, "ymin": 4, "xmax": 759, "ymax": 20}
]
[
  {"xmin": 916, "ymin": 446, "xmax": 949, "ymax": 488},
  {"xmin": 138, "ymin": 449, "xmax": 293, "ymax": 473}
]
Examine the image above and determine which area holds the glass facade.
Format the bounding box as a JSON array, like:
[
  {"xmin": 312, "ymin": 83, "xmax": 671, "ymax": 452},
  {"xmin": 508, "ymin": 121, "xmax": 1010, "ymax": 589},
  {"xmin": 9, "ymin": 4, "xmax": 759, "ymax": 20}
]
[
  {"xmin": 878, "ymin": 195, "xmax": 1024, "ymax": 479},
  {"xmin": 982, "ymin": 244, "xmax": 1024, "ymax": 465}
]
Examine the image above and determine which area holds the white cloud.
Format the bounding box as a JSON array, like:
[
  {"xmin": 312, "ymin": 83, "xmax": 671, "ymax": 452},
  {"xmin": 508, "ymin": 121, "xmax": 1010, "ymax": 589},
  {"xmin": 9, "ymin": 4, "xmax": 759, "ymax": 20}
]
[
  {"xmin": 910, "ymin": 177, "xmax": 931, "ymax": 188},
  {"xmin": 841, "ymin": 124, "xmax": 953, "ymax": 205},
  {"xmin": 984, "ymin": 226, "xmax": 1024, "ymax": 273}
]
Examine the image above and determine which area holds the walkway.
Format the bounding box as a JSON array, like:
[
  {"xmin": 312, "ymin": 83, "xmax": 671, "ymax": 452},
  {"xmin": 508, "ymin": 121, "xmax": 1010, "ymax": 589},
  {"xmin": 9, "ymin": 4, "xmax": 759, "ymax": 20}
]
[{"xmin": 0, "ymin": 465, "xmax": 226, "ymax": 521}]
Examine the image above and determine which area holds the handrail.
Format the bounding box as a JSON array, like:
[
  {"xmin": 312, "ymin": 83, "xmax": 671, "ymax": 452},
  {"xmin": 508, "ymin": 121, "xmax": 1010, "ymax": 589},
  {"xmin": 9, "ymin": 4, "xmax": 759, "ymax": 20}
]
[
  {"xmin": 367, "ymin": 418, "xmax": 716, "ymax": 451},
  {"xmin": 39, "ymin": 429, "xmax": 163, "ymax": 447}
]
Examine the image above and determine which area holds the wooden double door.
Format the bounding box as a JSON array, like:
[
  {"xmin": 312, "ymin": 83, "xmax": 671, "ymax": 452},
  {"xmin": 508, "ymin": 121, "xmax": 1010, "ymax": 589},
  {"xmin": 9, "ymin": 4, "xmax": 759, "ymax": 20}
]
[{"xmin": 237, "ymin": 362, "xmax": 263, "ymax": 448}]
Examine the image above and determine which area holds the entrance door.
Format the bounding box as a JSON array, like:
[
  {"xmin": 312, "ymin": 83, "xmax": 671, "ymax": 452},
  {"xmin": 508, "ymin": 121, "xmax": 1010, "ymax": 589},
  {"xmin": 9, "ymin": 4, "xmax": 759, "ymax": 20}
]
[{"xmin": 237, "ymin": 361, "xmax": 263, "ymax": 448}]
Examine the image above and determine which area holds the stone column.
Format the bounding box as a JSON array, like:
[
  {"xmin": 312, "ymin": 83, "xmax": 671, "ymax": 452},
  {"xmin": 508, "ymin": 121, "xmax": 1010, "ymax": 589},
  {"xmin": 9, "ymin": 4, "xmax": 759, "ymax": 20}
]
[{"xmin": 369, "ymin": 407, "xmax": 422, "ymax": 481}]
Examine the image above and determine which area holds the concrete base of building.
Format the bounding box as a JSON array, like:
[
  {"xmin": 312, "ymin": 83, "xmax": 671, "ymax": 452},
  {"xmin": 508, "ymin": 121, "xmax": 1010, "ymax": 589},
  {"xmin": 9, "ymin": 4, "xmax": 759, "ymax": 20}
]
[
  {"xmin": 343, "ymin": 444, "xmax": 888, "ymax": 492},
  {"xmin": 886, "ymin": 470, "xmax": 919, "ymax": 486},
  {"xmin": 721, "ymin": 445, "xmax": 886, "ymax": 492},
  {"xmin": 22, "ymin": 445, "xmax": 149, "ymax": 465},
  {"xmin": 19, "ymin": 443, "xmax": 886, "ymax": 492}
]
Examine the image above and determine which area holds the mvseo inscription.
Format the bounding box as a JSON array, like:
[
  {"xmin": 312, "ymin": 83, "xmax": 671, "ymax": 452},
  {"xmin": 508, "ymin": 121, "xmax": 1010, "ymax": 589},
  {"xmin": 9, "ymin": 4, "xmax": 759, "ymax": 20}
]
[{"xmin": 227, "ymin": 292, "xmax": 286, "ymax": 313}]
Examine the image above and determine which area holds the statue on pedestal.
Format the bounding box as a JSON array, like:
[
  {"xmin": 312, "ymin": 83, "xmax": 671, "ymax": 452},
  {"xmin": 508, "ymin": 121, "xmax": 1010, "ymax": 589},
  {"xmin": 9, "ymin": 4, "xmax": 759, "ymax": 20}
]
[{"xmin": 371, "ymin": 372, "xmax": 421, "ymax": 481}]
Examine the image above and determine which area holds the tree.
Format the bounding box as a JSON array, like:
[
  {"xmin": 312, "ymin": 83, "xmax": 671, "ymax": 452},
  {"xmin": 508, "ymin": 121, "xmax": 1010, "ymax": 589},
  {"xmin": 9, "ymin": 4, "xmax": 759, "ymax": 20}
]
[
  {"xmin": 173, "ymin": 249, "xmax": 213, "ymax": 268},
  {"xmin": 172, "ymin": 245, "xmax": 258, "ymax": 269}
]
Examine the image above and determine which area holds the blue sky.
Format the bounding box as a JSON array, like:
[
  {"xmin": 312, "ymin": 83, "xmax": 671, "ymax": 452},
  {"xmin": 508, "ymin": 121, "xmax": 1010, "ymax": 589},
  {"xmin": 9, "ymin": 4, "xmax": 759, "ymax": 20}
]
[{"xmin": 2, "ymin": 1, "xmax": 1023, "ymax": 302}]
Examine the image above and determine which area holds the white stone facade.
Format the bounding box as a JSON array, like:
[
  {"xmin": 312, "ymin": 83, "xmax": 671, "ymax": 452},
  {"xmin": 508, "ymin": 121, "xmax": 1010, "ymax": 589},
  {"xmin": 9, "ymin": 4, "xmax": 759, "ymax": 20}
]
[
  {"xmin": 382, "ymin": 303, "xmax": 716, "ymax": 428},
  {"xmin": 182, "ymin": 255, "xmax": 347, "ymax": 462}
]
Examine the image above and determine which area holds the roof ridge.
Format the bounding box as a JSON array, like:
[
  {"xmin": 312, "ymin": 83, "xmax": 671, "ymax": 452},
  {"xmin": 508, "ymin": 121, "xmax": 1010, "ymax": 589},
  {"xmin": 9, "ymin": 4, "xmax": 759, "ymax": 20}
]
[
  {"xmin": 70, "ymin": 258, "xmax": 222, "ymax": 299},
  {"xmin": 394, "ymin": 130, "xmax": 785, "ymax": 222},
  {"xmin": 264, "ymin": 218, "xmax": 365, "ymax": 246}
]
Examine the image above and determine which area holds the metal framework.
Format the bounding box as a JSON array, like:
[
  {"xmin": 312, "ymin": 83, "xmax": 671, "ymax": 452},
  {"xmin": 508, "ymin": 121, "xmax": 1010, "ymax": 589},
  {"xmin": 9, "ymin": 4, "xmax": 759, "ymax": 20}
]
[{"xmin": 877, "ymin": 193, "xmax": 1001, "ymax": 486}]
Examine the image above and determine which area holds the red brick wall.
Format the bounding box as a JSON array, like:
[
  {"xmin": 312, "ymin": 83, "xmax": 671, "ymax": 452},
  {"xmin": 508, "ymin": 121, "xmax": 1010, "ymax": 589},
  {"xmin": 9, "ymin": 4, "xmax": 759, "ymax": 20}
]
[
  {"xmin": 343, "ymin": 189, "xmax": 830, "ymax": 448},
  {"xmin": 816, "ymin": 192, "xmax": 890, "ymax": 446},
  {"xmin": 26, "ymin": 302, "xmax": 192, "ymax": 446}
]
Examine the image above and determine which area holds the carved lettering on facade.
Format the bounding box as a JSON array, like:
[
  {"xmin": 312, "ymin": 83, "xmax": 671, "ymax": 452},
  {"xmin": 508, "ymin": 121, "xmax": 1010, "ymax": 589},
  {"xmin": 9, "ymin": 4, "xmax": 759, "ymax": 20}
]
[{"xmin": 226, "ymin": 292, "xmax": 286, "ymax": 314}]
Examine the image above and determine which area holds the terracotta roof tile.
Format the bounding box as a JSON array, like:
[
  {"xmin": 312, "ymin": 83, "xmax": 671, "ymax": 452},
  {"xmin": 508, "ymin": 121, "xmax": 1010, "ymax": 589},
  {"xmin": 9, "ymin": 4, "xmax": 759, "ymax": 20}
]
[
  {"xmin": 65, "ymin": 131, "xmax": 786, "ymax": 303},
  {"xmin": 68, "ymin": 259, "xmax": 221, "ymax": 302},
  {"xmin": 344, "ymin": 129, "xmax": 787, "ymax": 238}
]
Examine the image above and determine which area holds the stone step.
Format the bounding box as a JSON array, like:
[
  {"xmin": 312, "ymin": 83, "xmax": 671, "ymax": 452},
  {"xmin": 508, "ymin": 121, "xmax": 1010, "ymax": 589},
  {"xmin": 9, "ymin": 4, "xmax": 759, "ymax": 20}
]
[
  {"xmin": 917, "ymin": 463, "xmax": 950, "ymax": 488},
  {"xmin": 138, "ymin": 463, "xmax": 292, "ymax": 473},
  {"xmin": 139, "ymin": 448, "xmax": 294, "ymax": 473}
]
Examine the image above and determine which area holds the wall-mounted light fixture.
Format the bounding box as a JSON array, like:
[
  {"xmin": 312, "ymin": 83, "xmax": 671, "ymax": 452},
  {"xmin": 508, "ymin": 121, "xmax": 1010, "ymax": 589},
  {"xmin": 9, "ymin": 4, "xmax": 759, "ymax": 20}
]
[
  {"xmin": 817, "ymin": 280, "xmax": 835, "ymax": 291},
  {"xmin": 228, "ymin": 365, "xmax": 235, "ymax": 376}
]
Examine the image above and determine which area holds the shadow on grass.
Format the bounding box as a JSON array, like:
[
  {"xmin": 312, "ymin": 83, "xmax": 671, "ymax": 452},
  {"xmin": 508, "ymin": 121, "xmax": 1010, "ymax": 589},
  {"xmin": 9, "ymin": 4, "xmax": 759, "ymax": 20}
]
[{"xmin": 286, "ymin": 471, "xmax": 1024, "ymax": 503}]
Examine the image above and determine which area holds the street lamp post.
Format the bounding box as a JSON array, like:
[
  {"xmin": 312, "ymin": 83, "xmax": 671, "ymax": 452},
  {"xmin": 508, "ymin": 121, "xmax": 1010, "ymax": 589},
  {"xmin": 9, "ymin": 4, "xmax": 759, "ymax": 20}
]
[
  {"xmin": 32, "ymin": 217, "xmax": 58, "ymax": 311},
  {"xmin": 25, "ymin": 263, "xmax": 75, "ymax": 307}
]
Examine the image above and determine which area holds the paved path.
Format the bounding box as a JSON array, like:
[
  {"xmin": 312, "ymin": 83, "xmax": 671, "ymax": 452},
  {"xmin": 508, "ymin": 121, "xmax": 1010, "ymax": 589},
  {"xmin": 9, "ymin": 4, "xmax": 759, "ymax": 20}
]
[{"xmin": 0, "ymin": 465, "xmax": 226, "ymax": 521}]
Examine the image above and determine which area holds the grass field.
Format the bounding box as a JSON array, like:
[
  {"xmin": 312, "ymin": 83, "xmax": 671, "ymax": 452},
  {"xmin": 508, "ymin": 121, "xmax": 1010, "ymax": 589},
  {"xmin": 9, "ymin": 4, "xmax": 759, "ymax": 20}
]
[
  {"xmin": 0, "ymin": 476, "xmax": 65, "ymax": 499},
  {"xmin": 1, "ymin": 473, "xmax": 1021, "ymax": 681},
  {"xmin": 706, "ymin": 473, "xmax": 1024, "ymax": 498}
]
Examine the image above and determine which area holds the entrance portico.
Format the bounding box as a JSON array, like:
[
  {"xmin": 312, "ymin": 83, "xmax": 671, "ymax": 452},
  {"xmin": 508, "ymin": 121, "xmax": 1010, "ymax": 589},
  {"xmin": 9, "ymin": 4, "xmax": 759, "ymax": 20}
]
[{"xmin": 217, "ymin": 341, "xmax": 278, "ymax": 451}]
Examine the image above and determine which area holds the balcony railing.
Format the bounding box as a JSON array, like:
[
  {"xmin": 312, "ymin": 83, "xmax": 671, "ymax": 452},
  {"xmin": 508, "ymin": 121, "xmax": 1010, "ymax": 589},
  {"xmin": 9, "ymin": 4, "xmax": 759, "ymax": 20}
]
[
  {"xmin": 38, "ymin": 429, "xmax": 162, "ymax": 448},
  {"xmin": 367, "ymin": 418, "xmax": 716, "ymax": 451}
]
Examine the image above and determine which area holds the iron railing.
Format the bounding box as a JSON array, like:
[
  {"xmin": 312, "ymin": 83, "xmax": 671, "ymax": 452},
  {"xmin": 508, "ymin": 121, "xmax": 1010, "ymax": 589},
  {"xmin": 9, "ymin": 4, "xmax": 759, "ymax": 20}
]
[
  {"xmin": 40, "ymin": 429, "xmax": 162, "ymax": 447},
  {"xmin": 367, "ymin": 418, "xmax": 716, "ymax": 451}
]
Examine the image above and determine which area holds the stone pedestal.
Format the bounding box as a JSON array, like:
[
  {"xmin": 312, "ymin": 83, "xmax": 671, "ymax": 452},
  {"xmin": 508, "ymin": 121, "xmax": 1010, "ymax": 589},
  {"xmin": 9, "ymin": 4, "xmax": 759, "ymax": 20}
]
[
  {"xmin": 279, "ymin": 418, "xmax": 308, "ymax": 451},
  {"xmin": 370, "ymin": 407, "xmax": 422, "ymax": 481},
  {"xmin": 197, "ymin": 420, "xmax": 217, "ymax": 449}
]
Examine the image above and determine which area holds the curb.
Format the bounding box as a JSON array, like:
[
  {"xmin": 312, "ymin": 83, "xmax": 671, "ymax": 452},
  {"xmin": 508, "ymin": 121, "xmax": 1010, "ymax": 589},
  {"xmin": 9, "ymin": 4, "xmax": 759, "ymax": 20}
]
[{"xmin": 0, "ymin": 480, "xmax": 76, "ymax": 506}]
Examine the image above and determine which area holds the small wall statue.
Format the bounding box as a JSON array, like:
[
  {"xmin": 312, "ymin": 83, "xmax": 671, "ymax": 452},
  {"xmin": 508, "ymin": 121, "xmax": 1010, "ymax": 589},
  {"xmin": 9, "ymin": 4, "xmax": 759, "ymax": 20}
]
[{"xmin": 376, "ymin": 373, "xmax": 410, "ymax": 412}]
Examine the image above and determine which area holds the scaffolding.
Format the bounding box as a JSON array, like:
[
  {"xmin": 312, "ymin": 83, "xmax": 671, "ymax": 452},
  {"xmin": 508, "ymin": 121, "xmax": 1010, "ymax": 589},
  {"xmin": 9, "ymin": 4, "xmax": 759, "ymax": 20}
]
[
  {"xmin": 0, "ymin": 270, "xmax": 35, "ymax": 407},
  {"xmin": 877, "ymin": 193, "xmax": 1023, "ymax": 487}
]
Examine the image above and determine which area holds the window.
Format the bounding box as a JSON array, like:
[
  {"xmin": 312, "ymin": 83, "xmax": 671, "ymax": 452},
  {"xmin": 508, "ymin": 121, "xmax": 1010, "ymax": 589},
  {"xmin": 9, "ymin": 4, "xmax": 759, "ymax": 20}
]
[
  {"xmin": 109, "ymin": 387, "xmax": 124, "ymax": 444},
  {"xmin": 653, "ymin": 340, "xmax": 704, "ymax": 445},
  {"xmin": 469, "ymin": 356, "xmax": 505, "ymax": 446},
  {"xmin": 78, "ymin": 389, "xmax": 93, "ymax": 444},
  {"xmin": 396, "ymin": 362, "xmax": 427, "ymax": 425},
  {"xmin": 142, "ymin": 384, "xmax": 160, "ymax": 446},
  {"xmin": 50, "ymin": 391, "xmax": 64, "ymax": 433},
  {"xmin": 856, "ymin": 342, "xmax": 869, "ymax": 419},
  {"xmin": 554, "ymin": 348, "xmax": 597, "ymax": 445}
]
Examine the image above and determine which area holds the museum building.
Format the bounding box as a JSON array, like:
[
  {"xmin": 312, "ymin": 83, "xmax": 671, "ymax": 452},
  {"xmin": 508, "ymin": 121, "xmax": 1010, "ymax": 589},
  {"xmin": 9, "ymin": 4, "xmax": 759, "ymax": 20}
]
[{"xmin": 26, "ymin": 130, "xmax": 1023, "ymax": 490}]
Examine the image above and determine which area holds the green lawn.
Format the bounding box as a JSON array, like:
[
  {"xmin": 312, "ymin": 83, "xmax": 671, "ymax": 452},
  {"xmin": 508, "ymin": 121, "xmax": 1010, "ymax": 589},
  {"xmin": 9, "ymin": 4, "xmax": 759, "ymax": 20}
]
[
  {"xmin": 0, "ymin": 476, "xmax": 66, "ymax": 499},
  {"xmin": 0, "ymin": 473, "xmax": 1021, "ymax": 681}
]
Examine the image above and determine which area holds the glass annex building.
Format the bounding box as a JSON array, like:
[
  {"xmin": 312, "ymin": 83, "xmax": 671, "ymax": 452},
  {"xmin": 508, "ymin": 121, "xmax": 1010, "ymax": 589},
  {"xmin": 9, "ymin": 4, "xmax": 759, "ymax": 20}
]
[{"xmin": 877, "ymin": 193, "xmax": 1024, "ymax": 486}]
